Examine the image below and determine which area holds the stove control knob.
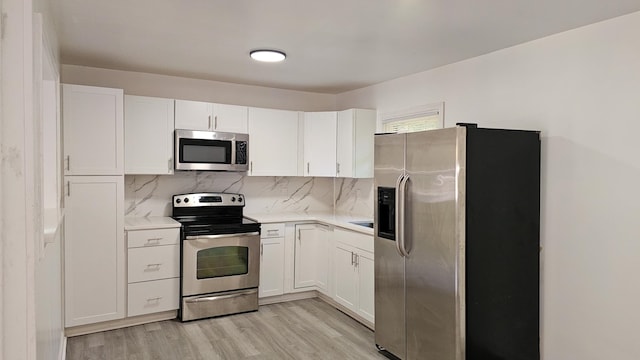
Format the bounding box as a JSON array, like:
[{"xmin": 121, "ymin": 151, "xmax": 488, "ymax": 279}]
[
  {"xmin": 238, "ymin": 197, "xmax": 243, "ymax": 203},
  {"xmin": 184, "ymin": 198, "xmax": 189, "ymax": 203},
  {"xmin": 231, "ymin": 197, "xmax": 236, "ymax": 202},
  {"xmin": 176, "ymin": 198, "xmax": 181, "ymax": 204}
]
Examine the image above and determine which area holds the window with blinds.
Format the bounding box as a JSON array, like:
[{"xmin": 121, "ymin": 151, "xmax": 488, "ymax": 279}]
[{"xmin": 381, "ymin": 103, "xmax": 444, "ymax": 134}]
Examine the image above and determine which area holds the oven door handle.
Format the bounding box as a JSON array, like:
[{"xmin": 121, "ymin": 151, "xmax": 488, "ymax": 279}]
[
  {"xmin": 185, "ymin": 231, "xmax": 260, "ymax": 240},
  {"xmin": 184, "ymin": 289, "xmax": 257, "ymax": 303}
]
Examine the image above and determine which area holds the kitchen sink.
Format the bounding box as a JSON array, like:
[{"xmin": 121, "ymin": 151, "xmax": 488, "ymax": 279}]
[{"xmin": 349, "ymin": 221, "xmax": 374, "ymax": 228}]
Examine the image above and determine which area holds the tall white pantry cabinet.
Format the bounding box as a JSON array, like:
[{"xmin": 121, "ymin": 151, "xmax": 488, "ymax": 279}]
[{"xmin": 62, "ymin": 84, "xmax": 125, "ymax": 327}]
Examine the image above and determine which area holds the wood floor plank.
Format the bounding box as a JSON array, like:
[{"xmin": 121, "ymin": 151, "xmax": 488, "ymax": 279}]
[{"xmin": 67, "ymin": 298, "xmax": 388, "ymax": 359}]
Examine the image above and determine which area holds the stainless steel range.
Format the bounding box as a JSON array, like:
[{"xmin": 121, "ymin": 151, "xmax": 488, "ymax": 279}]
[{"xmin": 172, "ymin": 192, "xmax": 261, "ymax": 322}]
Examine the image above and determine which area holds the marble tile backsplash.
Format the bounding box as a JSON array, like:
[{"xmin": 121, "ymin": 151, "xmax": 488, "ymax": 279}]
[
  {"xmin": 125, "ymin": 172, "xmax": 374, "ymax": 219},
  {"xmin": 334, "ymin": 178, "xmax": 374, "ymax": 218}
]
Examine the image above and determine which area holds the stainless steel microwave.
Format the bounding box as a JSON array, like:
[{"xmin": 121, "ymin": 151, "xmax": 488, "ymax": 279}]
[{"xmin": 175, "ymin": 129, "xmax": 249, "ymax": 171}]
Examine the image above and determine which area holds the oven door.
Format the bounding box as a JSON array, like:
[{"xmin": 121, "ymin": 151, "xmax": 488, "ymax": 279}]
[{"xmin": 182, "ymin": 232, "xmax": 260, "ymax": 296}]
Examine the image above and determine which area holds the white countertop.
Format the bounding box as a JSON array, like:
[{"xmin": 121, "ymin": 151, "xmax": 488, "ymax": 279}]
[
  {"xmin": 124, "ymin": 216, "xmax": 181, "ymax": 231},
  {"xmin": 245, "ymin": 212, "xmax": 374, "ymax": 235}
]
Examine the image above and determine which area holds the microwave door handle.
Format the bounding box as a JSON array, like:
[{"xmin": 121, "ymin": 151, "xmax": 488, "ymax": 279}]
[{"xmin": 231, "ymin": 139, "xmax": 236, "ymax": 165}]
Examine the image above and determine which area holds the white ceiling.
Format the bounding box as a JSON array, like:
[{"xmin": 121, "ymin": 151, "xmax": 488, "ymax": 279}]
[{"xmin": 54, "ymin": 0, "xmax": 640, "ymax": 94}]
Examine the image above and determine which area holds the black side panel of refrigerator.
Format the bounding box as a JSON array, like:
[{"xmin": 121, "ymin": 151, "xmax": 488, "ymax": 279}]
[{"xmin": 465, "ymin": 127, "xmax": 541, "ymax": 360}]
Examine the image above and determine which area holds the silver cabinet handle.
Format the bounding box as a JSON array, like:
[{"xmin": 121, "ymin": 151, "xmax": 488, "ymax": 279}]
[
  {"xmin": 351, "ymin": 252, "xmax": 355, "ymax": 265},
  {"xmin": 214, "ymin": 115, "xmax": 218, "ymax": 129},
  {"xmin": 250, "ymin": 161, "xmax": 253, "ymax": 173},
  {"xmin": 168, "ymin": 158, "xmax": 172, "ymax": 172},
  {"xmin": 297, "ymin": 229, "xmax": 301, "ymax": 241},
  {"xmin": 355, "ymin": 253, "xmax": 359, "ymax": 267},
  {"xmin": 66, "ymin": 181, "xmax": 71, "ymax": 197},
  {"xmin": 307, "ymin": 162, "xmax": 310, "ymax": 174},
  {"xmin": 208, "ymin": 115, "xmax": 212, "ymax": 129},
  {"xmin": 260, "ymin": 243, "xmax": 264, "ymax": 256},
  {"xmin": 145, "ymin": 263, "xmax": 162, "ymax": 271},
  {"xmin": 145, "ymin": 237, "xmax": 162, "ymax": 245},
  {"xmin": 65, "ymin": 155, "xmax": 70, "ymax": 171},
  {"xmin": 336, "ymin": 163, "xmax": 340, "ymax": 174},
  {"xmin": 266, "ymin": 229, "xmax": 279, "ymax": 235},
  {"xmin": 146, "ymin": 297, "xmax": 162, "ymax": 302}
]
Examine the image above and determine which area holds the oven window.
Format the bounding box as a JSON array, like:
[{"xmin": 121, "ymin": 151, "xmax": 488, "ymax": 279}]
[
  {"xmin": 180, "ymin": 138, "xmax": 231, "ymax": 164},
  {"xmin": 196, "ymin": 246, "xmax": 249, "ymax": 279}
]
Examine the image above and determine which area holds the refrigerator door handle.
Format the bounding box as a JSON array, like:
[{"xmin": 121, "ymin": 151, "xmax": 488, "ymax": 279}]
[
  {"xmin": 395, "ymin": 174, "xmax": 406, "ymax": 257},
  {"xmin": 399, "ymin": 174, "xmax": 411, "ymax": 257}
]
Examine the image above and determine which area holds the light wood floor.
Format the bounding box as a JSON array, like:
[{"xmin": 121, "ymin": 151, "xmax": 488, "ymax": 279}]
[{"xmin": 66, "ymin": 298, "xmax": 388, "ymax": 359}]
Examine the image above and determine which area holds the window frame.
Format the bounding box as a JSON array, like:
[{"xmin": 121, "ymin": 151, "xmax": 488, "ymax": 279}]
[{"xmin": 380, "ymin": 102, "xmax": 444, "ymax": 133}]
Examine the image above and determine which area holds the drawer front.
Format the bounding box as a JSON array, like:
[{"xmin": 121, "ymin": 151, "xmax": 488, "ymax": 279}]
[
  {"xmin": 128, "ymin": 228, "xmax": 179, "ymax": 248},
  {"xmin": 337, "ymin": 229, "xmax": 374, "ymax": 253},
  {"xmin": 128, "ymin": 245, "xmax": 179, "ymax": 283},
  {"xmin": 128, "ymin": 278, "xmax": 179, "ymax": 317},
  {"xmin": 261, "ymin": 223, "xmax": 285, "ymax": 238}
]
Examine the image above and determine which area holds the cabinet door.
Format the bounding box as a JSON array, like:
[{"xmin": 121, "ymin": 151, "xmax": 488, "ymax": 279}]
[
  {"xmin": 63, "ymin": 84, "xmax": 123, "ymax": 175},
  {"xmin": 314, "ymin": 224, "xmax": 332, "ymax": 294},
  {"xmin": 357, "ymin": 250, "xmax": 375, "ymax": 323},
  {"xmin": 334, "ymin": 242, "xmax": 358, "ymax": 311},
  {"xmin": 303, "ymin": 111, "xmax": 337, "ymax": 177},
  {"xmin": 124, "ymin": 95, "xmax": 174, "ymax": 174},
  {"xmin": 212, "ymin": 103, "xmax": 248, "ymax": 133},
  {"xmin": 336, "ymin": 110, "xmax": 355, "ymax": 178},
  {"xmin": 337, "ymin": 109, "xmax": 376, "ymax": 178},
  {"xmin": 248, "ymin": 107, "xmax": 301, "ymax": 176},
  {"xmin": 174, "ymin": 99, "xmax": 212, "ymax": 130},
  {"xmin": 294, "ymin": 224, "xmax": 317, "ymax": 289},
  {"xmin": 259, "ymin": 237, "xmax": 285, "ymax": 298},
  {"xmin": 64, "ymin": 176, "xmax": 124, "ymax": 327}
]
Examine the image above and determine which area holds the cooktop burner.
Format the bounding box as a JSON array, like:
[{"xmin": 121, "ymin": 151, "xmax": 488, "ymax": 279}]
[
  {"xmin": 171, "ymin": 192, "xmax": 261, "ymax": 237},
  {"xmin": 180, "ymin": 217, "xmax": 260, "ymax": 237}
]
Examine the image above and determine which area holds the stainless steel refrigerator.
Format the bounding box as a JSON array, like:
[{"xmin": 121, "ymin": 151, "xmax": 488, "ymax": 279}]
[{"xmin": 374, "ymin": 125, "xmax": 540, "ymax": 360}]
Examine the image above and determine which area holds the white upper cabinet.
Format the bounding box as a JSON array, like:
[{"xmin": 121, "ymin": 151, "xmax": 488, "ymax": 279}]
[
  {"xmin": 336, "ymin": 109, "xmax": 377, "ymax": 178},
  {"xmin": 303, "ymin": 111, "xmax": 337, "ymax": 177},
  {"xmin": 213, "ymin": 103, "xmax": 248, "ymax": 133},
  {"xmin": 174, "ymin": 99, "xmax": 248, "ymax": 133},
  {"xmin": 124, "ymin": 95, "xmax": 174, "ymax": 175},
  {"xmin": 248, "ymin": 107, "xmax": 301, "ymax": 176},
  {"xmin": 63, "ymin": 84, "xmax": 124, "ymax": 175}
]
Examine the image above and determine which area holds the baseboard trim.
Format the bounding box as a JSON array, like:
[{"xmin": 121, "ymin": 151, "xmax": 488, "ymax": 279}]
[
  {"xmin": 64, "ymin": 293, "xmax": 373, "ymax": 338},
  {"xmin": 258, "ymin": 290, "xmax": 318, "ymax": 305},
  {"xmin": 316, "ymin": 293, "xmax": 374, "ymax": 330},
  {"xmin": 59, "ymin": 335, "xmax": 67, "ymax": 360},
  {"xmin": 65, "ymin": 310, "xmax": 177, "ymax": 337}
]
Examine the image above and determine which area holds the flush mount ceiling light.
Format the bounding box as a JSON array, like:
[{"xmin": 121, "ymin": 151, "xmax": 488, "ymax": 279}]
[{"xmin": 250, "ymin": 49, "xmax": 286, "ymax": 63}]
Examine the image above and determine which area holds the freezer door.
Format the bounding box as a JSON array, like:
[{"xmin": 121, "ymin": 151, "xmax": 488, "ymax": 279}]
[
  {"xmin": 374, "ymin": 133, "xmax": 406, "ymax": 359},
  {"xmin": 404, "ymin": 128, "xmax": 466, "ymax": 360}
]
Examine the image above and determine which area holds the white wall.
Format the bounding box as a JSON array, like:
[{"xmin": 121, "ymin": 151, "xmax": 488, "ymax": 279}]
[
  {"xmin": 1, "ymin": 0, "xmax": 37, "ymax": 358},
  {"xmin": 337, "ymin": 11, "xmax": 640, "ymax": 360},
  {"xmin": 61, "ymin": 64, "xmax": 336, "ymax": 111}
]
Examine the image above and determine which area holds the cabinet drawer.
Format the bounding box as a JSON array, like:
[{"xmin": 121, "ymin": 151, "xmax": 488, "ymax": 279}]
[
  {"xmin": 127, "ymin": 228, "xmax": 179, "ymax": 248},
  {"xmin": 337, "ymin": 229, "xmax": 374, "ymax": 253},
  {"xmin": 261, "ymin": 223, "xmax": 285, "ymax": 238},
  {"xmin": 128, "ymin": 245, "xmax": 179, "ymax": 283},
  {"xmin": 128, "ymin": 278, "xmax": 179, "ymax": 317}
]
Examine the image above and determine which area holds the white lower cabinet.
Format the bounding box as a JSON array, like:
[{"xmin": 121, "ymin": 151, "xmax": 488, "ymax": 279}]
[
  {"xmin": 126, "ymin": 227, "xmax": 180, "ymax": 317},
  {"xmin": 128, "ymin": 278, "xmax": 179, "ymax": 317},
  {"xmin": 259, "ymin": 223, "xmax": 286, "ymax": 298},
  {"xmin": 64, "ymin": 176, "xmax": 125, "ymax": 327},
  {"xmin": 333, "ymin": 228, "xmax": 375, "ymax": 323},
  {"xmin": 294, "ymin": 224, "xmax": 331, "ymax": 293}
]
